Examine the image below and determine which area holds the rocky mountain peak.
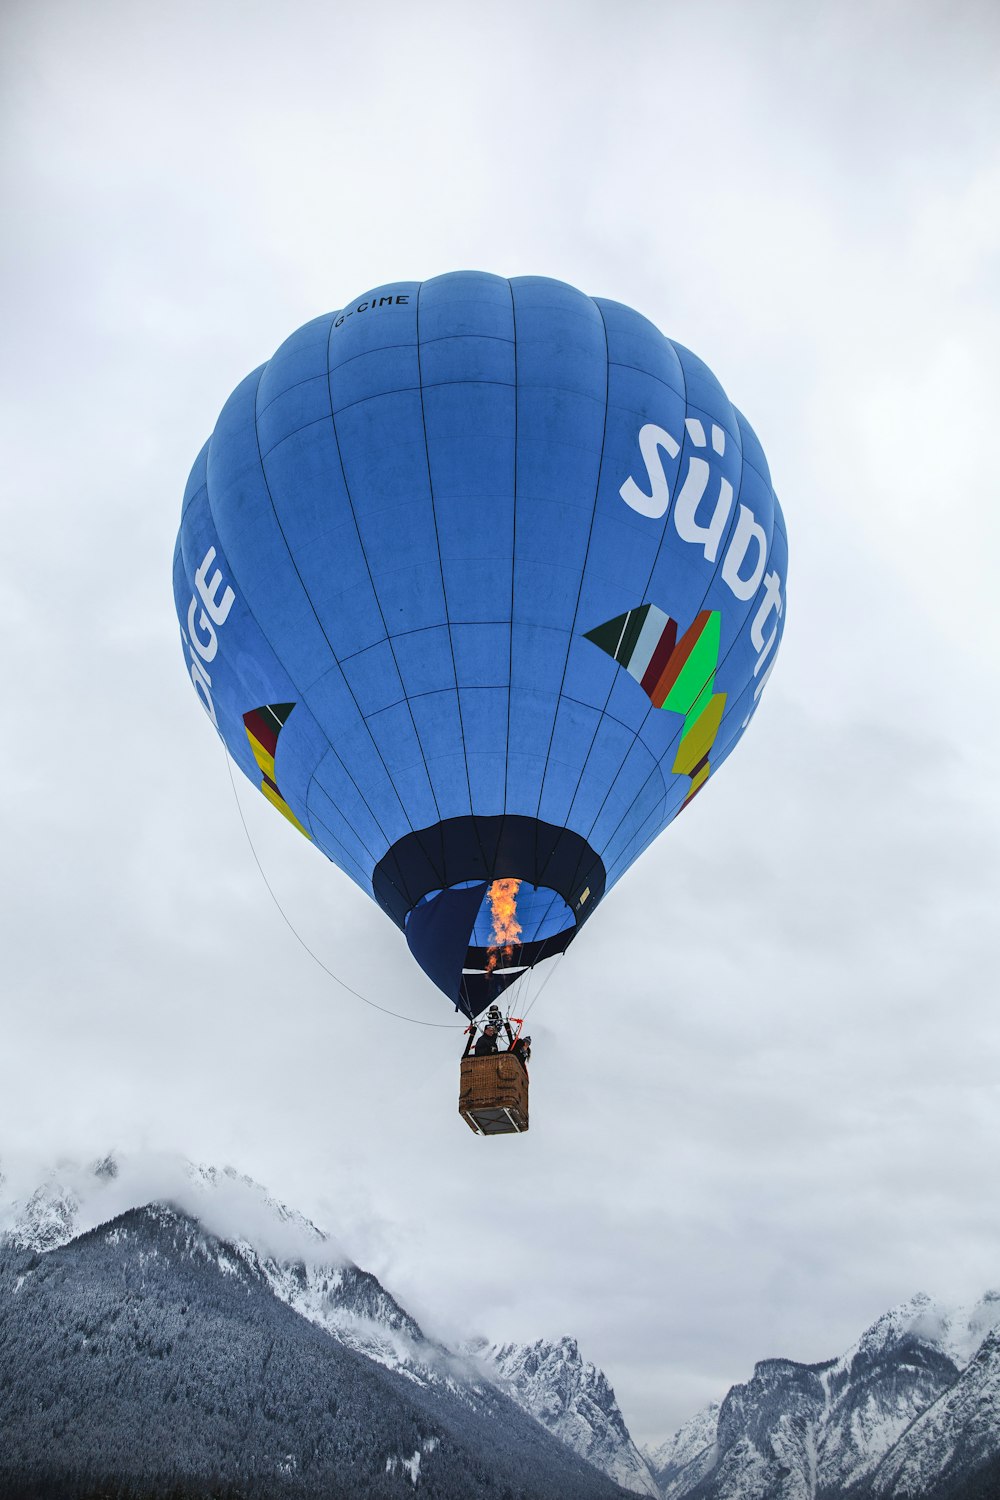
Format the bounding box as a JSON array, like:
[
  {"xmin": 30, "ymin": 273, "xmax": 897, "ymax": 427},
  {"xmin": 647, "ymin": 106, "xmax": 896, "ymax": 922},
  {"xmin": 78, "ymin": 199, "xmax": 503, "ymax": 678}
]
[
  {"xmin": 644, "ymin": 1289, "xmax": 1000, "ymax": 1500},
  {"xmin": 644, "ymin": 1402, "xmax": 721, "ymax": 1500},
  {"xmin": 13, "ymin": 1179, "xmax": 83, "ymax": 1253},
  {"xmin": 479, "ymin": 1334, "xmax": 660, "ymax": 1495}
]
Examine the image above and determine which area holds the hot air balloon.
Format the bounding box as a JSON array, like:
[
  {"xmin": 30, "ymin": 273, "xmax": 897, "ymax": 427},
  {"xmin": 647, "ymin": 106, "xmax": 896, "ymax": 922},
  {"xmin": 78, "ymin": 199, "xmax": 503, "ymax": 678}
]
[{"xmin": 173, "ymin": 273, "xmax": 788, "ymax": 1047}]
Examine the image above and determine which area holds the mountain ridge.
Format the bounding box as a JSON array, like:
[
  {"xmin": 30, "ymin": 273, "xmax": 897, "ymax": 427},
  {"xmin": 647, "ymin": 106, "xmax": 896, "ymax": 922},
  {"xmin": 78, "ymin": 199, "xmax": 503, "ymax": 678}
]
[
  {"xmin": 477, "ymin": 1334, "xmax": 660, "ymax": 1495},
  {"xmin": 650, "ymin": 1293, "xmax": 1000, "ymax": 1500},
  {"xmin": 3, "ymin": 1155, "xmax": 999, "ymax": 1500}
]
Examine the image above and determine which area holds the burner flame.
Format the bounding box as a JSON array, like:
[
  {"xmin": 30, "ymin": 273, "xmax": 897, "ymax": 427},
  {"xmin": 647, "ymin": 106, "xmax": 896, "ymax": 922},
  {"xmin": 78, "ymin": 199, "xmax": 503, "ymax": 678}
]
[{"xmin": 484, "ymin": 878, "xmax": 522, "ymax": 973}]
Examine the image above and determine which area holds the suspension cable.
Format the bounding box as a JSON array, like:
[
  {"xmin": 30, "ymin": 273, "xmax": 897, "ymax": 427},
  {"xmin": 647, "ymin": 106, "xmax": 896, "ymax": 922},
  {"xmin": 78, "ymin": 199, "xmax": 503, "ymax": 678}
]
[
  {"xmin": 521, "ymin": 952, "xmax": 564, "ymax": 1019},
  {"xmin": 223, "ymin": 747, "xmax": 464, "ymax": 1029}
]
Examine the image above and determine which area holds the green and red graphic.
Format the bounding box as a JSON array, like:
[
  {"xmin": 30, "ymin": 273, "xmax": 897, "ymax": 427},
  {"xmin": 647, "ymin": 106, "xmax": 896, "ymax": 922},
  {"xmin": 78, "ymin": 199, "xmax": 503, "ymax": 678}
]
[{"xmin": 584, "ymin": 605, "xmax": 726, "ymax": 803}]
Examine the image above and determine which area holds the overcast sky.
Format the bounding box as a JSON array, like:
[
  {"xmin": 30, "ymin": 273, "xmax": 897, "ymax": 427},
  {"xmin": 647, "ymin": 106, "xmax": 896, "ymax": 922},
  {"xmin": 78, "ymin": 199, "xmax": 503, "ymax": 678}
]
[{"xmin": 2, "ymin": 0, "xmax": 999, "ymax": 1445}]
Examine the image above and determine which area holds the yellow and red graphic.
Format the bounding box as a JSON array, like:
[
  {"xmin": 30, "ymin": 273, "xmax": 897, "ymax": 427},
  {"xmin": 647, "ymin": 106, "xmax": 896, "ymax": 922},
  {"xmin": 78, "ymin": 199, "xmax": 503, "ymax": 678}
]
[{"xmin": 243, "ymin": 703, "xmax": 311, "ymax": 839}]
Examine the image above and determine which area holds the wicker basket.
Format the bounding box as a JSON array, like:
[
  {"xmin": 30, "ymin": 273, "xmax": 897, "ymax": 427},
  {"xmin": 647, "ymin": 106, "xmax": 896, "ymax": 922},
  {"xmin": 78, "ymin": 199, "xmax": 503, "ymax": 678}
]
[{"xmin": 459, "ymin": 1053, "xmax": 529, "ymax": 1135}]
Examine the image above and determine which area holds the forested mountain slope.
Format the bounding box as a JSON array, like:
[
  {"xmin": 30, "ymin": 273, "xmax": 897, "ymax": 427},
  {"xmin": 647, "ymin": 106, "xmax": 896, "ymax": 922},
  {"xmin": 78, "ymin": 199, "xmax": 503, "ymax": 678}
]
[{"xmin": 0, "ymin": 1203, "xmax": 633, "ymax": 1500}]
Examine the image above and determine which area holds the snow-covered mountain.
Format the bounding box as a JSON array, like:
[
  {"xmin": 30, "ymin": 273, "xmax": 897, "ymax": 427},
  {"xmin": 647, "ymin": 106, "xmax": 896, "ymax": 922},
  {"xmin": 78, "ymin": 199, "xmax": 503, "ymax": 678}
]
[
  {"xmin": 1, "ymin": 1153, "xmax": 444, "ymax": 1381},
  {"xmin": 644, "ymin": 1402, "xmax": 720, "ymax": 1498},
  {"xmin": 477, "ymin": 1335, "xmax": 660, "ymax": 1495},
  {"xmin": 0, "ymin": 1198, "xmax": 631, "ymax": 1500},
  {"xmin": 870, "ymin": 1322, "xmax": 1000, "ymax": 1498},
  {"xmin": 816, "ymin": 1292, "xmax": 1000, "ymax": 1494},
  {"xmin": 647, "ymin": 1293, "xmax": 1000, "ymax": 1500},
  {"xmin": 0, "ymin": 1155, "xmax": 642, "ymax": 1497}
]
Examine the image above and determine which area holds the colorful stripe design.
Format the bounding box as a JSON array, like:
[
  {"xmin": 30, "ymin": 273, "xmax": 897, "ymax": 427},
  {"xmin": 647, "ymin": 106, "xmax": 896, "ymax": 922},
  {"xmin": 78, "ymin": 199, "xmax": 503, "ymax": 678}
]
[
  {"xmin": 584, "ymin": 606, "xmax": 727, "ymax": 806},
  {"xmin": 243, "ymin": 703, "xmax": 311, "ymax": 838}
]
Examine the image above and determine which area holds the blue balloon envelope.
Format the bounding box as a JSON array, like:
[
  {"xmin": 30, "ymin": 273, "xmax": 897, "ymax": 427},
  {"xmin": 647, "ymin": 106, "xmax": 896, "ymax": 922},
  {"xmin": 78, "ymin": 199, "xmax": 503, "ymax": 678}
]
[{"xmin": 173, "ymin": 273, "xmax": 788, "ymax": 1016}]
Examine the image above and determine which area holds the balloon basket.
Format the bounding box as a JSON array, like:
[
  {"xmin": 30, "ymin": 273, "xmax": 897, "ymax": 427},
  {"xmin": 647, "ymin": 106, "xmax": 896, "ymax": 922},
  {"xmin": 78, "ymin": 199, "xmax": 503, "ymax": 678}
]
[{"xmin": 459, "ymin": 1054, "xmax": 529, "ymax": 1136}]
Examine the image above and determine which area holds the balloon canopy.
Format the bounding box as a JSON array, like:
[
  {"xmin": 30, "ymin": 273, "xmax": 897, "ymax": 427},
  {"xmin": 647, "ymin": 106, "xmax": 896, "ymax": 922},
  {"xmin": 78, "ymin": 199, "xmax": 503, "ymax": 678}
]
[{"xmin": 173, "ymin": 273, "xmax": 788, "ymax": 1017}]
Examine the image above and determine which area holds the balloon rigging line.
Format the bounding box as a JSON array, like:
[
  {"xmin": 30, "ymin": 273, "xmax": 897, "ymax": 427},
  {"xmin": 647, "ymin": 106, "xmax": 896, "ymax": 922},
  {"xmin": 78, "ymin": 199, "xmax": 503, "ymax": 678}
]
[
  {"xmin": 498, "ymin": 927, "xmax": 564, "ymax": 1024},
  {"xmin": 521, "ymin": 952, "xmax": 564, "ymax": 1020},
  {"xmin": 222, "ymin": 746, "xmax": 464, "ymax": 1029}
]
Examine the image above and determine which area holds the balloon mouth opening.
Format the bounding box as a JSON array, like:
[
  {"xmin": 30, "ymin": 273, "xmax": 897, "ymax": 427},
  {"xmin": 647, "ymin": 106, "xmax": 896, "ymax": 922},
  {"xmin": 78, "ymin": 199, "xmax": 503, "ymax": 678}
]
[
  {"xmin": 405, "ymin": 880, "xmax": 577, "ymax": 1017},
  {"xmin": 373, "ymin": 813, "xmax": 605, "ymax": 931},
  {"xmin": 408, "ymin": 880, "xmax": 575, "ymax": 952},
  {"xmin": 383, "ymin": 814, "xmax": 606, "ymax": 1015},
  {"xmin": 406, "ymin": 878, "xmax": 576, "ymax": 986}
]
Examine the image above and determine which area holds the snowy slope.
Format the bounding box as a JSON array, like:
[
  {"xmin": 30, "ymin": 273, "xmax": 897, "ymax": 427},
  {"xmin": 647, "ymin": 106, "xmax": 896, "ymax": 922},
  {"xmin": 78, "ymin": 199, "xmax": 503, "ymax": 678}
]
[
  {"xmin": 871, "ymin": 1323, "xmax": 1000, "ymax": 1497},
  {"xmin": 0, "ymin": 1203, "xmax": 633, "ymax": 1500},
  {"xmin": 814, "ymin": 1293, "xmax": 966, "ymax": 1493},
  {"xmin": 644, "ymin": 1402, "xmax": 720, "ymax": 1499},
  {"xmin": 478, "ymin": 1336, "xmax": 660, "ymax": 1495},
  {"xmin": 0, "ymin": 1155, "xmax": 647, "ymax": 1489}
]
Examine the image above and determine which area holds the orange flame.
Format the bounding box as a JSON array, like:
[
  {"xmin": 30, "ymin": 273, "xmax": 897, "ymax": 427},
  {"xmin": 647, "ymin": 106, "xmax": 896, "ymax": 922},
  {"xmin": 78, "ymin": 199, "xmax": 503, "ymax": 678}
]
[{"xmin": 484, "ymin": 878, "xmax": 522, "ymax": 972}]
